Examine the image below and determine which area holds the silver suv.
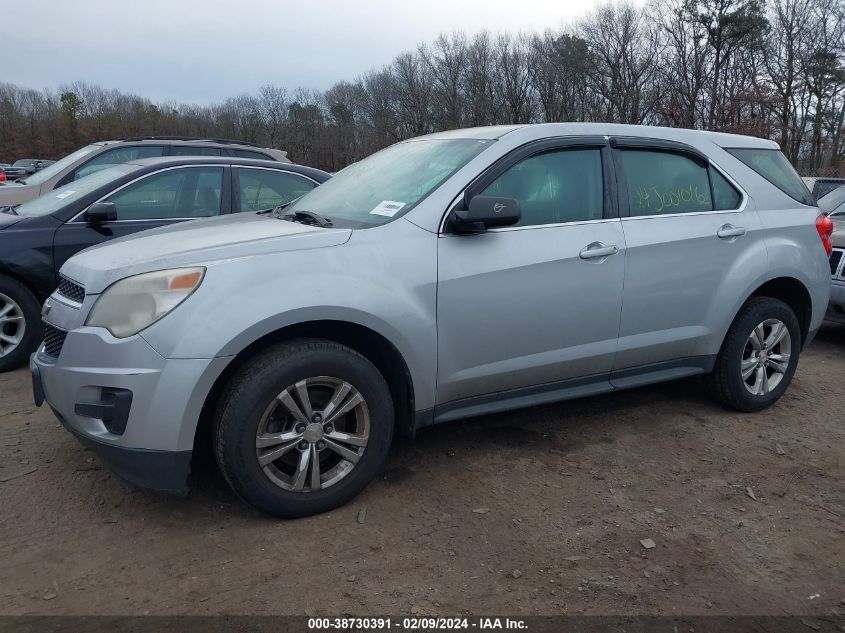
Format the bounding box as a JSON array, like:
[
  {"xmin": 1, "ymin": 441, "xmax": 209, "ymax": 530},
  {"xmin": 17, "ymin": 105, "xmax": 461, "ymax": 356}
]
[
  {"xmin": 0, "ymin": 136, "xmax": 288, "ymax": 207},
  {"xmin": 31, "ymin": 124, "xmax": 832, "ymax": 517}
]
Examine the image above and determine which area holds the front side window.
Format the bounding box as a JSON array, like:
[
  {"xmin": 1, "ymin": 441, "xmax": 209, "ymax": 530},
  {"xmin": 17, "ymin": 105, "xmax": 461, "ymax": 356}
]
[
  {"xmin": 480, "ymin": 148, "xmax": 603, "ymax": 227},
  {"xmin": 13, "ymin": 165, "xmax": 141, "ymax": 217},
  {"xmin": 73, "ymin": 145, "xmax": 165, "ymax": 180},
  {"xmin": 286, "ymin": 138, "xmax": 492, "ymax": 228},
  {"xmin": 621, "ymin": 150, "xmax": 713, "ymax": 216},
  {"xmin": 727, "ymin": 148, "xmax": 814, "ymax": 206},
  {"xmin": 237, "ymin": 168, "xmax": 316, "ymax": 211},
  {"xmin": 104, "ymin": 167, "xmax": 223, "ymax": 220}
]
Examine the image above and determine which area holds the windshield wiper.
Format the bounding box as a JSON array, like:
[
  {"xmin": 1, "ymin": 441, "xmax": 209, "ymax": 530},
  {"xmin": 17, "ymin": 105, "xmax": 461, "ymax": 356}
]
[
  {"xmin": 257, "ymin": 201, "xmax": 292, "ymax": 216},
  {"xmin": 0, "ymin": 205, "xmax": 19, "ymax": 216},
  {"xmin": 280, "ymin": 210, "xmax": 333, "ymax": 228}
]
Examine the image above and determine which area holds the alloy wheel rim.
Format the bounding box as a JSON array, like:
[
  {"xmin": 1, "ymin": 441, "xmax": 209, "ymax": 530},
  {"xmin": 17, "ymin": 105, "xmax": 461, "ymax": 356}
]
[
  {"xmin": 255, "ymin": 376, "xmax": 370, "ymax": 493},
  {"xmin": 0, "ymin": 293, "xmax": 25, "ymax": 358},
  {"xmin": 741, "ymin": 318, "xmax": 791, "ymax": 396}
]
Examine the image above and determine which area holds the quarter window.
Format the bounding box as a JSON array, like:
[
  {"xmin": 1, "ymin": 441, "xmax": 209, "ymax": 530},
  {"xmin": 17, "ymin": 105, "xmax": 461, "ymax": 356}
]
[
  {"xmin": 105, "ymin": 167, "xmax": 224, "ymax": 220},
  {"xmin": 710, "ymin": 167, "xmax": 742, "ymax": 210},
  {"xmin": 480, "ymin": 148, "xmax": 604, "ymax": 226},
  {"xmin": 73, "ymin": 146, "xmax": 165, "ymax": 180},
  {"xmin": 237, "ymin": 168, "xmax": 317, "ymax": 211}
]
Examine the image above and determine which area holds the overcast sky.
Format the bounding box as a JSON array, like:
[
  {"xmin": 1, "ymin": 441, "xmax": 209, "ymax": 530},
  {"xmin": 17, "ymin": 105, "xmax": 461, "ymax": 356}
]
[{"xmin": 0, "ymin": 0, "xmax": 593, "ymax": 104}]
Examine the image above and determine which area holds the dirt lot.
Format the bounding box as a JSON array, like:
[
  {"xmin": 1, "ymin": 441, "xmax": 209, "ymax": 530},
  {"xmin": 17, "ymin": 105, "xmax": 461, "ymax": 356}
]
[{"xmin": 0, "ymin": 327, "xmax": 843, "ymax": 618}]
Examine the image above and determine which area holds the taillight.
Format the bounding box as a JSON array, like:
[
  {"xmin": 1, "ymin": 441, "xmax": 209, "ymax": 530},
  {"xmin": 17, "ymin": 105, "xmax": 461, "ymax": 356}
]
[
  {"xmin": 0, "ymin": 170, "xmax": 5, "ymax": 183},
  {"xmin": 816, "ymin": 213, "xmax": 834, "ymax": 256}
]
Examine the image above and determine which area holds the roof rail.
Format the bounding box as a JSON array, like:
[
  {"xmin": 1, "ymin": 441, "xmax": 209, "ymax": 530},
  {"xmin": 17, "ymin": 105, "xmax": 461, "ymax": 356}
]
[{"xmin": 121, "ymin": 136, "xmax": 264, "ymax": 148}]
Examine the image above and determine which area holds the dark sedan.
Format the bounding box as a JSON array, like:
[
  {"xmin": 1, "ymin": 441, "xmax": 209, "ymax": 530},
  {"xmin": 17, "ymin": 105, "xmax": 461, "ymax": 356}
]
[{"xmin": 0, "ymin": 156, "xmax": 330, "ymax": 371}]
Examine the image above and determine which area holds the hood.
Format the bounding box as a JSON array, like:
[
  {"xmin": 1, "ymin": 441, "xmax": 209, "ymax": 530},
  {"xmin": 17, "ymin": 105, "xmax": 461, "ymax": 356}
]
[
  {"xmin": 61, "ymin": 212, "xmax": 352, "ymax": 294},
  {"xmin": 0, "ymin": 212, "xmax": 24, "ymax": 231},
  {"xmin": 0, "ymin": 181, "xmax": 38, "ymax": 206}
]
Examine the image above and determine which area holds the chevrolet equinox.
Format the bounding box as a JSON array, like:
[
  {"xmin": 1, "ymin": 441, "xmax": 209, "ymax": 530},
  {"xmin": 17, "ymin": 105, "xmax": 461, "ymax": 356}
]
[{"xmin": 31, "ymin": 124, "xmax": 832, "ymax": 517}]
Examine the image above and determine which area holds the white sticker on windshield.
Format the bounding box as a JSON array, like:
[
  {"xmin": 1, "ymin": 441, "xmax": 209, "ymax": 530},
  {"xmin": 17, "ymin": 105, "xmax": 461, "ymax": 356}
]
[
  {"xmin": 369, "ymin": 200, "xmax": 406, "ymax": 217},
  {"xmin": 55, "ymin": 190, "xmax": 76, "ymax": 199}
]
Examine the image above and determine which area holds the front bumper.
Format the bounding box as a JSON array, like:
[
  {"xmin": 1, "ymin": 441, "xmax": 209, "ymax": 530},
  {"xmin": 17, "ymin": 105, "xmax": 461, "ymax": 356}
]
[
  {"xmin": 31, "ymin": 325, "xmax": 230, "ymax": 494},
  {"xmin": 825, "ymin": 279, "xmax": 845, "ymax": 324}
]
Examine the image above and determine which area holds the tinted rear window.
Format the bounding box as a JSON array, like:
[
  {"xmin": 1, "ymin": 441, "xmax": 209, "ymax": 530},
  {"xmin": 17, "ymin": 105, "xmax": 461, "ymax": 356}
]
[{"xmin": 727, "ymin": 148, "xmax": 814, "ymax": 206}]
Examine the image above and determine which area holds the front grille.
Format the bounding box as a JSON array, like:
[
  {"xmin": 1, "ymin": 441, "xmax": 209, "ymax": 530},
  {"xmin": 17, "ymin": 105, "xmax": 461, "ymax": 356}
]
[
  {"xmin": 831, "ymin": 249, "xmax": 845, "ymax": 278},
  {"xmin": 42, "ymin": 322, "xmax": 67, "ymax": 358},
  {"xmin": 57, "ymin": 276, "xmax": 85, "ymax": 303}
]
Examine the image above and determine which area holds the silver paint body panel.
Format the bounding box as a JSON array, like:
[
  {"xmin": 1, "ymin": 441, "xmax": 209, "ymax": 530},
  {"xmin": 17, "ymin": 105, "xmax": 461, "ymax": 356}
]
[{"xmin": 33, "ymin": 123, "xmax": 831, "ymax": 460}]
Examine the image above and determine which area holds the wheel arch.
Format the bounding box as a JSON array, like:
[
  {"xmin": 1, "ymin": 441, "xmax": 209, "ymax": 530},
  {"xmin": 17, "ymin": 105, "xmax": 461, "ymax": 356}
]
[
  {"xmin": 739, "ymin": 276, "xmax": 812, "ymax": 346},
  {"xmin": 0, "ymin": 267, "xmax": 47, "ymax": 303},
  {"xmin": 192, "ymin": 319, "xmax": 417, "ymax": 462}
]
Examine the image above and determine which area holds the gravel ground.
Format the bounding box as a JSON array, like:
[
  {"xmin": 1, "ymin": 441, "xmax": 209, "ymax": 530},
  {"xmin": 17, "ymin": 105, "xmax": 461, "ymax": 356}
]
[{"xmin": 0, "ymin": 326, "xmax": 843, "ymax": 617}]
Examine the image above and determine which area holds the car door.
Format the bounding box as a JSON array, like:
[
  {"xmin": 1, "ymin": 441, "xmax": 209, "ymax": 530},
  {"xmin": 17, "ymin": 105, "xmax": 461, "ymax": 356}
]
[
  {"xmin": 232, "ymin": 166, "xmax": 319, "ymax": 212},
  {"xmin": 610, "ymin": 138, "xmax": 762, "ymax": 378},
  {"xmin": 436, "ymin": 139, "xmax": 627, "ymax": 407},
  {"xmin": 53, "ymin": 165, "xmax": 230, "ymax": 271}
]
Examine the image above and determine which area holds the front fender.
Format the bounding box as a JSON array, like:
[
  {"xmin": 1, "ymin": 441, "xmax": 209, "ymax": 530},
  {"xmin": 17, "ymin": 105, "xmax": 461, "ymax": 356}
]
[{"xmin": 140, "ymin": 220, "xmax": 439, "ymax": 410}]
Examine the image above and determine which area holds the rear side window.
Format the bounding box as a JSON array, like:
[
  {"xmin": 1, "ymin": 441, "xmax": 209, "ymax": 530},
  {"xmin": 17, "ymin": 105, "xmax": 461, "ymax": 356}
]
[
  {"xmin": 621, "ymin": 150, "xmax": 712, "ymax": 216},
  {"xmin": 727, "ymin": 148, "xmax": 814, "ymax": 206},
  {"xmin": 620, "ymin": 149, "xmax": 744, "ymax": 216}
]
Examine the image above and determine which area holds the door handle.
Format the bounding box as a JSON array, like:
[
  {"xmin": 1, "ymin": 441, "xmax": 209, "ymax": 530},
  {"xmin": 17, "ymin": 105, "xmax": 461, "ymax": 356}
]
[
  {"xmin": 717, "ymin": 224, "xmax": 746, "ymax": 239},
  {"xmin": 579, "ymin": 242, "xmax": 619, "ymax": 260}
]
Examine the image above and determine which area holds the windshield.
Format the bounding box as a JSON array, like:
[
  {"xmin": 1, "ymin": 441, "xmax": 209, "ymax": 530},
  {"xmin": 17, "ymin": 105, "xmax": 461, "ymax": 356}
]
[
  {"xmin": 286, "ymin": 138, "xmax": 493, "ymax": 227},
  {"xmin": 22, "ymin": 144, "xmax": 100, "ymax": 186},
  {"xmin": 14, "ymin": 164, "xmax": 140, "ymax": 216}
]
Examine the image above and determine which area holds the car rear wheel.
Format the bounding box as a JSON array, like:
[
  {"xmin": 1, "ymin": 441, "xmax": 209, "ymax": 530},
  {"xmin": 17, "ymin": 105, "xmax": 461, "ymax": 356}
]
[
  {"xmin": 214, "ymin": 339, "xmax": 394, "ymax": 517},
  {"xmin": 0, "ymin": 277, "xmax": 41, "ymax": 373},
  {"xmin": 706, "ymin": 297, "xmax": 801, "ymax": 412}
]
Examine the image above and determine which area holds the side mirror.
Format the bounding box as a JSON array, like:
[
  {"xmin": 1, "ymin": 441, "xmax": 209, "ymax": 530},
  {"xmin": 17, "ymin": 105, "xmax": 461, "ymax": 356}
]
[
  {"xmin": 85, "ymin": 202, "xmax": 118, "ymax": 224},
  {"xmin": 451, "ymin": 195, "xmax": 521, "ymax": 233}
]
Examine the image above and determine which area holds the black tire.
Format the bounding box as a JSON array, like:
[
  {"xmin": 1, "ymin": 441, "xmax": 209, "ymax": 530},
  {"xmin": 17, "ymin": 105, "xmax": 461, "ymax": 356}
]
[
  {"xmin": 0, "ymin": 276, "xmax": 41, "ymax": 373},
  {"xmin": 214, "ymin": 339, "xmax": 394, "ymax": 518},
  {"xmin": 706, "ymin": 297, "xmax": 801, "ymax": 412}
]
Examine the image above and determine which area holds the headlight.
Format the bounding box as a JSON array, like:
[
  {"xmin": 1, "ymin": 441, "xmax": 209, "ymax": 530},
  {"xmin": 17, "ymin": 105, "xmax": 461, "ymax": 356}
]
[{"xmin": 86, "ymin": 267, "xmax": 205, "ymax": 338}]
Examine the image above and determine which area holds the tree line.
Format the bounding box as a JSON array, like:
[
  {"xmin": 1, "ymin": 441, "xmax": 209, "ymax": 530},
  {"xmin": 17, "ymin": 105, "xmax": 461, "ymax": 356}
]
[{"xmin": 1, "ymin": 0, "xmax": 844, "ymax": 175}]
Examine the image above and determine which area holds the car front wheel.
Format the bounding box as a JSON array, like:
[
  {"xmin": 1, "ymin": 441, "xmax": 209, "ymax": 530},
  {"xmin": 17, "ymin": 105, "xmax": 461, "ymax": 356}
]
[
  {"xmin": 0, "ymin": 277, "xmax": 41, "ymax": 373},
  {"xmin": 214, "ymin": 339, "xmax": 394, "ymax": 517},
  {"xmin": 707, "ymin": 297, "xmax": 801, "ymax": 412}
]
